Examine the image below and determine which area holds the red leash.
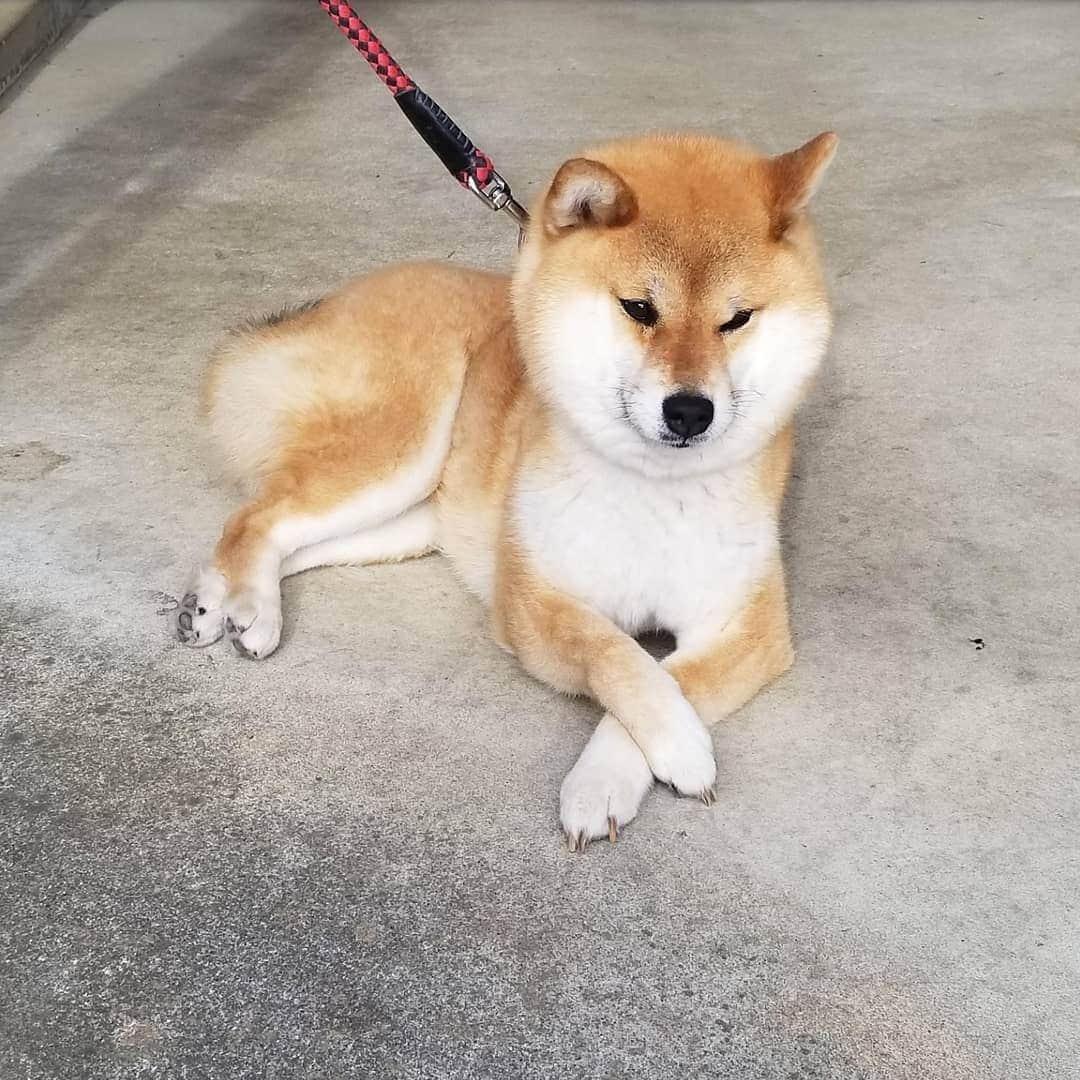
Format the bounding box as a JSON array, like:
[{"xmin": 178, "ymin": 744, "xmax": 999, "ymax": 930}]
[{"xmin": 317, "ymin": 1, "xmax": 528, "ymax": 232}]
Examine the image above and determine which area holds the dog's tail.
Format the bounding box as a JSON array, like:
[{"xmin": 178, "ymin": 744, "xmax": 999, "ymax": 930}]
[{"xmin": 198, "ymin": 299, "xmax": 329, "ymax": 489}]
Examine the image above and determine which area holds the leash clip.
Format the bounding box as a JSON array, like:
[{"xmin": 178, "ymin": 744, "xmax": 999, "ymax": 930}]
[{"xmin": 466, "ymin": 170, "xmax": 529, "ymax": 245}]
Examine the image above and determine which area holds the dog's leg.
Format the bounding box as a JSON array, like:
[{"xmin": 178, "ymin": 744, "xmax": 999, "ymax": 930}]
[
  {"xmin": 528, "ymin": 563, "xmax": 792, "ymax": 849},
  {"xmin": 559, "ymin": 713, "xmax": 654, "ymax": 849},
  {"xmin": 176, "ymin": 392, "xmax": 459, "ymax": 660},
  {"xmin": 278, "ymin": 501, "xmax": 438, "ymax": 577},
  {"xmin": 497, "ymin": 574, "xmax": 716, "ymax": 848},
  {"xmin": 663, "ymin": 562, "xmax": 794, "ymax": 726},
  {"xmin": 173, "ymin": 263, "xmax": 504, "ymax": 658}
]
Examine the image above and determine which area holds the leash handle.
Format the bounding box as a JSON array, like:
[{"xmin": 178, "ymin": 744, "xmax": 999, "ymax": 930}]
[
  {"xmin": 395, "ymin": 87, "xmax": 486, "ymax": 187},
  {"xmin": 317, "ymin": 1, "xmax": 528, "ymax": 231}
]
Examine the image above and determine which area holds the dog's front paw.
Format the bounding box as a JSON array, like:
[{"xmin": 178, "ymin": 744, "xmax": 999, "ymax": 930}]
[
  {"xmin": 172, "ymin": 567, "xmax": 227, "ymax": 647},
  {"xmin": 223, "ymin": 589, "xmax": 282, "ymax": 660},
  {"xmin": 560, "ymin": 714, "xmax": 654, "ymax": 852},
  {"xmin": 636, "ymin": 701, "xmax": 717, "ymax": 802}
]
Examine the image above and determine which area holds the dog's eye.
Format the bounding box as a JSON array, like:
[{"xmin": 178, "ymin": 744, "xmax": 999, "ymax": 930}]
[
  {"xmin": 719, "ymin": 309, "xmax": 754, "ymax": 333},
  {"xmin": 619, "ymin": 298, "xmax": 659, "ymax": 327}
]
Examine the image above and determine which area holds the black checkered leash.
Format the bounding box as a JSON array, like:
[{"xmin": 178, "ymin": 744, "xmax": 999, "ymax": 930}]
[{"xmin": 317, "ymin": 1, "xmax": 529, "ymax": 239}]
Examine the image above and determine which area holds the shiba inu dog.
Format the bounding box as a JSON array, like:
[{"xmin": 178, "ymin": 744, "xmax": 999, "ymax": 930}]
[{"xmin": 173, "ymin": 131, "xmax": 838, "ymax": 849}]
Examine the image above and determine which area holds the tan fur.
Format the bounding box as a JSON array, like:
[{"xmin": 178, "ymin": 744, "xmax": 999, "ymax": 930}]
[
  {"xmin": 178, "ymin": 131, "xmax": 837, "ymax": 845},
  {"xmin": 666, "ymin": 560, "xmax": 795, "ymax": 722},
  {"xmin": 202, "ymin": 264, "xmax": 508, "ymax": 592}
]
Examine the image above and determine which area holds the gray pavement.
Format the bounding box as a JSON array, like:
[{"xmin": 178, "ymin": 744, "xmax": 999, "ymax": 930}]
[{"xmin": 1, "ymin": 2, "xmax": 1078, "ymax": 1077}]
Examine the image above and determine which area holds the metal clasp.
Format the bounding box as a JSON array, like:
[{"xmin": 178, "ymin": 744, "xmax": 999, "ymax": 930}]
[{"xmin": 466, "ymin": 170, "xmax": 529, "ymax": 246}]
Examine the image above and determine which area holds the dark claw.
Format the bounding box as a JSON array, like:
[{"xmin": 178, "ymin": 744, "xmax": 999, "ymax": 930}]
[
  {"xmin": 177, "ymin": 611, "xmax": 193, "ymax": 632},
  {"xmin": 607, "ymin": 816, "xmax": 619, "ymax": 843},
  {"xmin": 701, "ymin": 786, "xmax": 716, "ymax": 807},
  {"xmin": 230, "ymin": 636, "xmax": 255, "ymax": 660}
]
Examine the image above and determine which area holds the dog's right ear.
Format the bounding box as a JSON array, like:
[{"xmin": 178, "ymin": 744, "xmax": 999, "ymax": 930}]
[{"xmin": 543, "ymin": 158, "xmax": 637, "ymax": 237}]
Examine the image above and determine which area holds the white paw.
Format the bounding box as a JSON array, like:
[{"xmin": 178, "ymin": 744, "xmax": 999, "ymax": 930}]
[
  {"xmin": 223, "ymin": 588, "xmax": 282, "ymax": 660},
  {"xmin": 173, "ymin": 567, "xmax": 227, "ymax": 647},
  {"xmin": 636, "ymin": 699, "xmax": 717, "ymax": 800},
  {"xmin": 560, "ymin": 714, "xmax": 654, "ymax": 851}
]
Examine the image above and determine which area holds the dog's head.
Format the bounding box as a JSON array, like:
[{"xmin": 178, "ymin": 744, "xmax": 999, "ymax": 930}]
[{"xmin": 511, "ymin": 132, "xmax": 837, "ymax": 477}]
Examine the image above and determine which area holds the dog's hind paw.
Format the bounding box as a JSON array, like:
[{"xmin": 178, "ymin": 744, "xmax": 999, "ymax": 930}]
[
  {"xmin": 172, "ymin": 567, "xmax": 227, "ymax": 647},
  {"xmin": 560, "ymin": 713, "xmax": 653, "ymax": 852},
  {"xmin": 223, "ymin": 589, "xmax": 282, "ymax": 660}
]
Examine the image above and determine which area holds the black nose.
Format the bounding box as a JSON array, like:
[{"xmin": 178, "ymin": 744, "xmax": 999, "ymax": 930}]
[{"xmin": 662, "ymin": 393, "xmax": 714, "ymax": 439}]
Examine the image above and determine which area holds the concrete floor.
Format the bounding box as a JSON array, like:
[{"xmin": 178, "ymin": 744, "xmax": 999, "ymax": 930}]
[{"xmin": 1, "ymin": 2, "xmax": 1078, "ymax": 1077}]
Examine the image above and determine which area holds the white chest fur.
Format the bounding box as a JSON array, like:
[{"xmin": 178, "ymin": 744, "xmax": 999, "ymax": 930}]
[{"xmin": 511, "ymin": 447, "xmax": 776, "ymax": 639}]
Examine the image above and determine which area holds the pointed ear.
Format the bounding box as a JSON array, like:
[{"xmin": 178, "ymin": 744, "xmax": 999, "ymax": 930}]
[
  {"xmin": 769, "ymin": 131, "xmax": 838, "ymax": 237},
  {"xmin": 543, "ymin": 158, "xmax": 637, "ymax": 237}
]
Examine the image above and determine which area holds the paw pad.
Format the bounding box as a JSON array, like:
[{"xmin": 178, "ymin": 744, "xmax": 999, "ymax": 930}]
[{"xmin": 172, "ymin": 577, "xmax": 226, "ymax": 648}]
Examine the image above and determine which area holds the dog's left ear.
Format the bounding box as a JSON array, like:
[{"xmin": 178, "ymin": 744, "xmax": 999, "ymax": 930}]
[
  {"xmin": 543, "ymin": 158, "xmax": 638, "ymax": 237},
  {"xmin": 768, "ymin": 131, "xmax": 838, "ymax": 237}
]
